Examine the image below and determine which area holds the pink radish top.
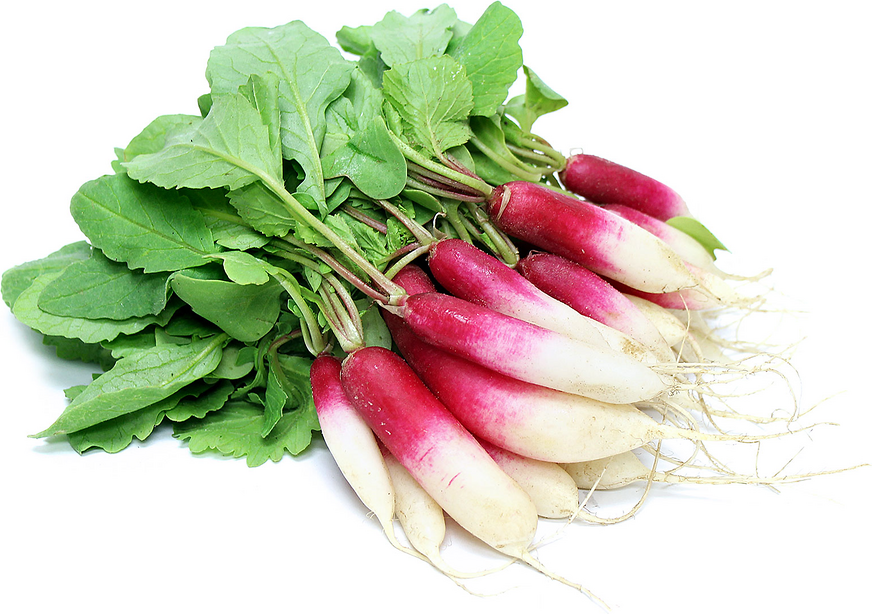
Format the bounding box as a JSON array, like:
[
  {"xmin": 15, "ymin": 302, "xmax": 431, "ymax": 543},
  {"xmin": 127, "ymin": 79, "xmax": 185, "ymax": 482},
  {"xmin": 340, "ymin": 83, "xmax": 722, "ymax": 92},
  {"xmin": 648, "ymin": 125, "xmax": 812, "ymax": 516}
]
[
  {"xmin": 560, "ymin": 153, "xmax": 691, "ymax": 221},
  {"xmin": 486, "ymin": 181, "xmax": 697, "ymax": 294}
]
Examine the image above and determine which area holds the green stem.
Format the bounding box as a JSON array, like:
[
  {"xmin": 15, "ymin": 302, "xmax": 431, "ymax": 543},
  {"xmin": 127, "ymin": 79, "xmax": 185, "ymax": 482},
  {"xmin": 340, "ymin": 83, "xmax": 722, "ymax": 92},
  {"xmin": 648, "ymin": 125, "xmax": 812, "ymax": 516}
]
[
  {"xmin": 387, "ymin": 130, "xmax": 493, "ymax": 198},
  {"xmin": 464, "ymin": 202, "xmax": 519, "ymax": 267},
  {"xmin": 378, "ymin": 199, "xmax": 435, "ymax": 246},
  {"xmin": 468, "ymin": 134, "xmax": 543, "ymax": 183},
  {"xmin": 271, "ymin": 238, "xmax": 388, "ymax": 304},
  {"xmin": 258, "ymin": 173, "xmax": 405, "ymax": 304},
  {"xmin": 444, "ymin": 200, "xmax": 474, "ymax": 244},
  {"xmin": 384, "ymin": 244, "xmax": 432, "ymax": 279},
  {"xmin": 267, "ymin": 267, "xmax": 326, "ymax": 356}
]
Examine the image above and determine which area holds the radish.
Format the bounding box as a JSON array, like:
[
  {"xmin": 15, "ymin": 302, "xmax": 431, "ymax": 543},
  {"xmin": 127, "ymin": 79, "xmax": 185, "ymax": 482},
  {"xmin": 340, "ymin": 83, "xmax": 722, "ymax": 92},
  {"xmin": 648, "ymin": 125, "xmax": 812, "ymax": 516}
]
[
  {"xmin": 427, "ymin": 238, "xmax": 666, "ymax": 364},
  {"xmin": 427, "ymin": 238, "xmax": 610, "ymax": 350},
  {"xmin": 623, "ymin": 294, "xmax": 706, "ymax": 360},
  {"xmin": 611, "ymin": 263, "xmax": 746, "ymax": 311},
  {"xmin": 516, "ymin": 251, "xmax": 675, "ymax": 362},
  {"xmin": 486, "ymin": 181, "xmax": 702, "ymax": 294},
  {"xmin": 381, "ymin": 449, "xmax": 504, "ymax": 580},
  {"xmin": 340, "ymin": 346, "xmax": 602, "ymax": 601},
  {"xmin": 559, "ymin": 153, "xmax": 692, "ymax": 221},
  {"xmin": 479, "ymin": 440, "xmax": 580, "ymax": 519},
  {"xmin": 385, "ymin": 266, "xmax": 761, "ymax": 463},
  {"xmin": 392, "ymin": 290, "xmax": 670, "ymax": 404},
  {"xmin": 340, "ymin": 345, "xmax": 539, "ymax": 557},
  {"xmin": 310, "ymin": 355, "xmax": 421, "ymax": 559},
  {"xmin": 601, "ymin": 204, "xmax": 716, "ymax": 273}
]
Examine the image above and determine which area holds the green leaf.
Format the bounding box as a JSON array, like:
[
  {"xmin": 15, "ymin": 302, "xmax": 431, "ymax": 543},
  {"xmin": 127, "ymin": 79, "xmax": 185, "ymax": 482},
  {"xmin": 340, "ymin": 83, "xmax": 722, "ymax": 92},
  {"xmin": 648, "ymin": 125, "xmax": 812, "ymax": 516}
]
[
  {"xmin": 450, "ymin": 2, "xmax": 523, "ymax": 117},
  {"xmin": 336, "ymin": 25, "xmax": 375, "ymax": 56},
  {"xmin": 370, "ymin": 5, "xmax": 457, "ymax": 66},
  {"xmin": 360, "ymin": 304, "xmax": 392, "ymax": 349},
  {"xmin": 42, "ymin": 336, "xmax": 116, "ymax": 371},
  {"xmin": 67, "ymin": 381, "xmax": 233, "ymax": 454},
  {"xmin": 227, "ymin": 181, "xmax": 294, "ymax": 237},
  {"xmin": 262, "ymin": 366, "xmax": 287, "ymax": 437},
  {"xmin": 124, "ymin": 91, "xmax": 282, "ymax": 191},
  {"xmin": 174, "ymin": 400, "xmax": 320, "ymax": 466},
  {"xmin": 121, "ymin": 114, "xmax": 202, "ymax": 163},
  {"xmin": 33, "ymin": 333, "xmax": 227, "ymax": 437},
  {"xmin": 38, "ymin": 249, "xmax": 170, "ymax": 320},
  {"xmin": 13, "ymin": 272, "xmax": 178, "ymax": 344},
  {"xmin": 208, "ymin": 343, "xmax": 255, "ymax": 380},
  {"xmin": 164, "ymin": 380, "xmax": 235, "ymax": 422},
  {"xmin": 101, "ymin": 330, "xmax": 157, "ymax": 359},
  {"xmin": 1, "ymin": 241, "xmax": 92, "ymax": 308},
  {"xmin": 206, "ymin": 21, "xmax": 355, "ymax": 210},
  {"xmin": 322, "ymin": 115, "xmax": 406, "ymax": 200},
  {"xmin": 383, "ymin": 56, "xmax": 474, "ymax": 158},
  {"xmin": 666, "ymin": 216, "xmax": 729, "ymax": 259},
  {"xmin": 321, "ymin": 70, "xmax": 407, "ymax": 200},
  {"xmin": 504, "ymin": 66, "xmax": 568, "ymax": 132},
  {"xmin": 71, "ymin": 173, "xmax": 216, "ymax": 273},
  {"xmin": 189, "ymin": 188, "xmax": 274, "ymax": 249},
  {"xmin": 170, "ymin": 270, "xmax": 284, "ymax": 342},
  {"xmin": 211, "ymin": 251, "xmax": 270, "ymax": 285}
]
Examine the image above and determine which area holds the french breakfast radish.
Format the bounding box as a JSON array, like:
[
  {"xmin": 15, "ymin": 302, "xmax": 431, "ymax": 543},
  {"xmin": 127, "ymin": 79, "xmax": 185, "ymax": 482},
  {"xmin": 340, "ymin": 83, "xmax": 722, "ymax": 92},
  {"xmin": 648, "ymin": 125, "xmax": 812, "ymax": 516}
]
[
  {"xmin": 486, "ymin": 181, "xmax": 701, "ymax": 294},
  {"xmin": 559, "ymin": 153, "xmax": 692, "ymax": 221},
  {"xmin": 386, "ymin": 266, "xmax": 756, "ymax": 462},
  {"xmin": 340, "ymin": 345, "xmax": 603, "ymax": 602},
  {"xmin": 602, "ymin": 204, "xmax": 716, "ymax": 273},
  {"xmin": 393, "ymin": 291, "xmax": 669, "ymax": 404},
  {"xmin": 310, "ymin": 355, "xmax": 419, "ymax": 558},
  {"xmin": 339, "ymin": 346, "xmax": 539, "ymax": 557},
  {"xmin": 427, "ymin": 238, "xmax": 664, "ymax": 364},
  {"xmin": 479, "ymin": 440, "xmax": 580, "ymax": 519},
  {"xmin": 517, "ymin": 251, "xmax": 675, "ymax": 362},
  {"xmin": 427, "ymin": 238, "xmax": 609, "ymax": 349},
  {"xmin": 381, "ymin": 449, "xmax": 500, "ymax": 580}
]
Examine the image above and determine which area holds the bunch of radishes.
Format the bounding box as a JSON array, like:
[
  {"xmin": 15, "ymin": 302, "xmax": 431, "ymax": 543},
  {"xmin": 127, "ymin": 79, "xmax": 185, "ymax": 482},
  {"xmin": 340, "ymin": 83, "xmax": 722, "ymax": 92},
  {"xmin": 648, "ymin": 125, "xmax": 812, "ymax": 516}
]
[{"xmin": 310, "ymin": 154, "xmax": 801, "ymax": 596}]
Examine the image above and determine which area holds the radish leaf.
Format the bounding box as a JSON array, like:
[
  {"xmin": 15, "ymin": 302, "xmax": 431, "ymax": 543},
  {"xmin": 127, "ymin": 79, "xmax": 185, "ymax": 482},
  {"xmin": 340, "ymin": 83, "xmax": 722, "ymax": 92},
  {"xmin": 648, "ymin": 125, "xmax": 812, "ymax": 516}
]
[
  {"xmin": 174, "ymin": 399, "xmax": 319, "ymax": 467},
  {"xmin": 38, "ymin": 249, "xmax": 171, "ymax": 320},
  {"xmin": 450, "ymin": 2, "xmax": 523, "ymax": 117},
  {"xmin": 71, "ymin": 173, "xmax": 215, "ymax": 273},
  {"xmin": 666, "ymin": 216, "xmax": 729, "ymax": 259},
  {"xmin": 382, "ymin": 56, "xmax": 473, "ymax": 158},
  {"xmin": 370, "ymin": 5, "xmax": 457, "ymax": 66},
  {"xmin": 505, "ymin": 66, "xmax": 568, "ymax": 132},
  {"xmin": 1, "ymin": 241, "xmax": 92, "ymax": 308},
  {"xmin": 14, "ymin": 272, "xmax": 179, "ymax": 344},
  {"xmin": 170, "ymin": 271, "xmax": 284, "ymax": 343},
  {"xmin": 206, "ymin": 21, "xmax": 354, "ymax": 212},
  {"xmin": 33, "ymin": 333, "xmax": 227, "ymax": 437}
]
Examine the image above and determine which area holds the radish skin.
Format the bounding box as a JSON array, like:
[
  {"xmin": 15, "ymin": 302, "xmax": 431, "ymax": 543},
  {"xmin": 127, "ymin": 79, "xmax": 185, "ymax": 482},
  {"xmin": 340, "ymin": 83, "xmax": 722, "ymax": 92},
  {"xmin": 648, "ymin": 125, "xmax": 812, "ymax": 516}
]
[
  {"xmin": 428, "ymin": 239, "xmax": 663, "ymax": 364},
  {"xmin": 486, "ymin": 181, "xmax": 699, "ymax": 294},
  {"xmin": 340, "ymin": 346, "xmax": 539, "ymax": 557},
  {"xmin": 385, "ymin": 305, "xmax": 665, "ymax": 462},
  {"xmin": 427, "ymin": 238, "xmax": 610, "ymax": 350},
  {"xmin": 310, "ymin": 356, "xmax": 409, "ymax": 553},
  {"xmin": 517, "ymin": 252, "xmax": 675, "ymax": 362},
  {"xmin": 602, "ymin": 204, "xmax": 716, "ymax": 273},
  {"xmin": 480, "ymin": 440, "xmax": 580, "ymax": 519},
  {"xmin": 559, "ymin": 153, "xmax": 691, "ymax": 221},
  {"xmin": 382, "ymin": 451, "xmax": 449, "ymax": 562},
  {"xmin": 395, "ymin": 291, "xmax": 669, "ymax": 404},
  {"xmin": 386, "ymin": 267, "xmax": 744, "ymax": 462}
]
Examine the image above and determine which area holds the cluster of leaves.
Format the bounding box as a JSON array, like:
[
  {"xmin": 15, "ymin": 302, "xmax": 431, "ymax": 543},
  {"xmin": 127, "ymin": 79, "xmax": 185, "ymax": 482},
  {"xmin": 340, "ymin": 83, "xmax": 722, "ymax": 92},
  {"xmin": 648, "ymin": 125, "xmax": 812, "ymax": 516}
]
[{"xmin": 3, "ymin": 2, "xmax": 571, "ymax": 465}]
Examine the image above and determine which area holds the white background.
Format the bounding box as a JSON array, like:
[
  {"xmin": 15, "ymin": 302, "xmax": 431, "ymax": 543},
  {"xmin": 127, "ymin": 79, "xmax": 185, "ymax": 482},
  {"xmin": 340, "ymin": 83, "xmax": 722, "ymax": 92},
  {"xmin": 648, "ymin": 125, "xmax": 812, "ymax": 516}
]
[{"xmin": 1, "ymin": 1, "xmax": 870, "ymax": 612}]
